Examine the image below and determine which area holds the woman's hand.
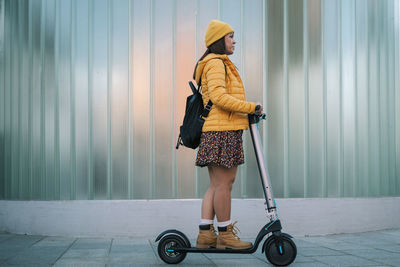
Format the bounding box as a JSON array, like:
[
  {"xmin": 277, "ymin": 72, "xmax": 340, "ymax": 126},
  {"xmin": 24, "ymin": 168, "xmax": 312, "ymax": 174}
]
[{"xmin": 255, "ymin": 103, "xmax": 263, "ymax": 115}]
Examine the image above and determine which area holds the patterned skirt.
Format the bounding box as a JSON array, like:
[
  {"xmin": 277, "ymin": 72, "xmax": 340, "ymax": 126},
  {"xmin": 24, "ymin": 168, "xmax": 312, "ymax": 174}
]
[{"xmin": 195, "ymin": 130, "xmax": 244, "ymax": 168}]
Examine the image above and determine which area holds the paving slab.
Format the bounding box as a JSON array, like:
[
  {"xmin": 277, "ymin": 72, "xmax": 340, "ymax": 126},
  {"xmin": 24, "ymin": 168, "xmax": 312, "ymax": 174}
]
[
  {"xmin": 6, "ymin": 246, "xmax": 66, "ymax": 265},
  {"xmin": 344, "ymin": 248, "xmax": 399, "ymax": 260},
  {"xmin": 309, "ymin": 255, "xmax": 381, "ymax": 267},
  {"xmin": 0, "ymin": 247, "xmax": 25, "ymax": 261},
  {"xmin": 291, "ymin": 238, "xmax": 321, "ymax": 248},
  {"xmin": 182, "ymin": 253, "xmax": 215, "ymax": 265},
  {"xmin": 297, "ymin": 246, "xmax": 346, "ymax": 257},
  {"xmin": 53, "ymin": 258, "xmax": 107, "ymax": 266},
  {"xmin": 32, "ymin": 236, "xmax": 76, "ymax": 248},
  {"xmin": 0, "ymin": 235, "xmax": 44, "ymax": 248},
  {"xmin": 110, "ymin": 245, "xmax": 139, "ymax": 254},
  {"xmin": 283, "ymin": 254, "xmax": 318, "ymax": 263},
  {"xmin": 209, "ymin": 257, "xmax": 271, "ymax": 267},
  {"xmin": 71, "ymin": 238, "xmax": 112, "ymax": 250},
  {"xmin": 292, "ymin": 262, "xmax": 332, "ymax": 266},
  {"xmin": 331, "ymin": 235, "xmax": 398, "ymax": 248},
  {"xmin": 0, "ymin": 234, "xmax": 13, "ymax": 243},
  {"xmin": 318, "ymin": 241, "xmax": 372, "ymax": 250},
  {"xmin": 61, "ymin": 248, "xmax": 110, "ymax": 259},
  {"xmin": 109, "ymin": 256, "xmax": 159, "ymax": 265},
  {"xmin": 203, "ymin": 252, "xmax": 256, "ymax": 259},
  {"xmin": 106, "ymin": 264, "xmax": 159, "ymax": 267},
  {"xmin": 378, "ymin": 244, "xmax": 400, "ymax": 253},
  {"xmin": 367, "ymin": 254, "xmax": 400, "ymax": 266}
]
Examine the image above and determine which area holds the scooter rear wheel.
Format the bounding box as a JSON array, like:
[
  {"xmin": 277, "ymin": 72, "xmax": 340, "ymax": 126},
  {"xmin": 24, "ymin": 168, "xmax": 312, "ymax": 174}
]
[
  {"xmin": 264, "ymin": 234, "xmax": 297, "ymax": 266},
  {"xmin": 157, "ymin": 234, "xmax": 187, "ymax": 264}
]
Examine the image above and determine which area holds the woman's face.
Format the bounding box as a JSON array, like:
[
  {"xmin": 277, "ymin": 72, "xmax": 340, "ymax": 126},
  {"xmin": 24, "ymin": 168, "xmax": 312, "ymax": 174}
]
[{"xmin": 224, "ymin": 32, "xmax": 236, "ymax": 55}]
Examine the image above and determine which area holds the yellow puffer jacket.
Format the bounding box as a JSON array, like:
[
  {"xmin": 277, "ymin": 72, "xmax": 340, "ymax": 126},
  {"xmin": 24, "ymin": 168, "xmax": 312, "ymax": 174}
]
[{"xmin": 194, "ymin": 53, "xmax": 256, "ymax": 132}]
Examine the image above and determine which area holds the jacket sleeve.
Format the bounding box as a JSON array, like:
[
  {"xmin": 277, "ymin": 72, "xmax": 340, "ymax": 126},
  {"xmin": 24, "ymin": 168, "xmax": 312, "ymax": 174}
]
[{"xmin": 205, "ymin": 59, "xmax": 256, "ymax": 114}]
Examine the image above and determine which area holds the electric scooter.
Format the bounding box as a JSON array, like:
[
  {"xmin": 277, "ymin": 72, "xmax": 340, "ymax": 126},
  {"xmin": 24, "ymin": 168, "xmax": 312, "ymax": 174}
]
[{"xmin": 156, "ymin": 114, "xmax": 297, "ymax": 266}]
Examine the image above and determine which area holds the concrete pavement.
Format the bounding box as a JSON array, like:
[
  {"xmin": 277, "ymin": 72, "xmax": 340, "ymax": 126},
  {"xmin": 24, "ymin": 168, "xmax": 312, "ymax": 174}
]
[{"xmin": 0, "ymin": 229, "xmax": 399, "ymax": 266}]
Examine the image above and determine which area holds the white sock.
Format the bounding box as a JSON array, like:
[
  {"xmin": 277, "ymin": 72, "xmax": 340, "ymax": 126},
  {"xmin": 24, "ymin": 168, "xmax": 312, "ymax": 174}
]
[
  {"xmin": 200, "ymin": 219, "xmax": 214, "ymax": 225},
  {"xmin": 217, "ymin": 220, "xmax": 231, "ymax": 228}
]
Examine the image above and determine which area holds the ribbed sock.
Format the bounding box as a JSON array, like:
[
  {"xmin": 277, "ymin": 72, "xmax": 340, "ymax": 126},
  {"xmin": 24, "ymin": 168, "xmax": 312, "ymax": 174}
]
[
  {"xmin": 199, "ymin": 224, "xmax": 211, "ymax": 230},
  {"xmin": 199, "ymin": 219, "xmax": 214, "ymax": 225}
]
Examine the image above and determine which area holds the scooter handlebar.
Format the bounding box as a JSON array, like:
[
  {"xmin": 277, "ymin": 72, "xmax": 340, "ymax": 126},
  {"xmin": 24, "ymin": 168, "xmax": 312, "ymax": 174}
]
[{"xmin": 248, "ymin": 113, "xmax": 267, "ymax": 124}]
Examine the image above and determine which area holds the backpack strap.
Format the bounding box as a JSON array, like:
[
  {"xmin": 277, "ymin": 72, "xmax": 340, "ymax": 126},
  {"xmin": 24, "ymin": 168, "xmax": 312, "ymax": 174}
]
[
  {"xmin": 201, "ymin": 100, "xmax": 213, "ymax": 118},
  {"xmin": 198, "ymin": 58, "xmax": 227, "ymax": 118}
]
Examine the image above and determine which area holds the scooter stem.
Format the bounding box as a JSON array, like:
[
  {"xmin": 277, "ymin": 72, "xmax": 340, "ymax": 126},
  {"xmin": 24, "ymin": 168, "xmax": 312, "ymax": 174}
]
[{"xmin": 248, "ymin": 114, "xmax": 277, "ymax": 220}]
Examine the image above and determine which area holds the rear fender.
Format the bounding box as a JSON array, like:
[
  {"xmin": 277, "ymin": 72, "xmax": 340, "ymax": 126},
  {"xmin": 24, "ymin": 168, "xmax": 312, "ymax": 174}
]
[{"xmin": 155, "ymin": 229, "xmax": 191, "ymax": 248}]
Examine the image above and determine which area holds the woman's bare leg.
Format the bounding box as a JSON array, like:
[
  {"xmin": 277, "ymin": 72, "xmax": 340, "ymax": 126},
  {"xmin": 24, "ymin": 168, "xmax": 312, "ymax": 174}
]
[
  {"xmin": 200, "ymin": 166, "xmax": 217, "ymax": 220},
  {"xmin": 212, "ymin": 166, "xmax": 237, "ymax": 222},
  {"xmin": 201, "ymin": 165, "xmax": 238, "ymax": 222}
]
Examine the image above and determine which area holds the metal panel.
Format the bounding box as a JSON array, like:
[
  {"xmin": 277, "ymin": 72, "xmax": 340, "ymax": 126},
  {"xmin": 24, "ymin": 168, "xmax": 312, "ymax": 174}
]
[
  {"xmin": 395, "ymin": 0, "xmax": 400, "ymax": 194},
  {"xmin": 0, "ymin": 0, "xmax": 4, "ymax": 199},
  {"xmin": 57, "ymin": 0, "xmax": 72, "ymax": 200},
  {"xmin": 44, "ymin": 0, "xmax": 56, "ymax": 200},
  {"xmin": 341, "ymin": 0, "xmax": 356, "ymax": 197},
  {"xmin": 18, "ymin": 0, "xmax": 30, "ymax": 200},
  {"xmin": 288, "ymin": 0, "xmax": 305, "ymax": 198},
  {"xmin": 111, "ymin": 0, "xmax": 129, "ymax": 199},
  {"xmin": 175, "ymin": 0, "xmax": 197, "ymax": 198},
  {"xmin": 378, "ymin": 0, "xmax": 389, "ymax": 196},
  {"xmin": 307, "ymin": 0, "xmax": 324, "ymax": 197},
  {"xmin": 74, "ymin": 0, "xmax": 89, "ymax": 199},
  {"xmin": 3, "ymin": 0, "xmax": 10, "ymax": 200},
  {"xmin": 368, "ymin": 0, "xmax": 380, "ymax": 196},
  {"xmin": 132, "ymin": 0, "xmax": 151, "ymax": 199},
  {"xmin": 30, "ymin": 0, "xmax": 43, "ymax": 200},
  {"xmin": 355, "ymin": 0, "xmax": 369, "ymax": 197},
  {"xmin": 387, "ymin": 0, "xmax": 396, "ymax": 196},
  {"xmin": 324, "ymin": 0, "xmax": 340, "ymax": 197},
  {"xmin": 91, "ymin": 0, "xmax": 108, "ymax": 199},
  {"xmin": 54, "ymin": 0, "xmax": 60, "ymax": 200},
  {"xmin": 10, "ymin": 0, "xmax": 19, "ymax": 199},
  {"xmin": 153, "ymin": 0, "xmax": 174, "ymax": 199},
  {"xmin": 267, "ymin": 0, "xmax": 284, "ymax": 198}
]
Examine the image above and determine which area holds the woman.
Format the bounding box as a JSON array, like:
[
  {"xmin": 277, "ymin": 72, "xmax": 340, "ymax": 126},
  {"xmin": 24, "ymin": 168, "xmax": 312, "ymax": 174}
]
[{"xmin": 193, "ymin": 20, "xmax": 263, "ymax": 250}]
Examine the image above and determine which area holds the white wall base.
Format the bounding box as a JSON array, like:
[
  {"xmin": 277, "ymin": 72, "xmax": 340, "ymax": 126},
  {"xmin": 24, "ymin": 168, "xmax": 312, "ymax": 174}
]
[{"xmin": 1, "ymin": 198, "xmax": 399, "ymax": 239}]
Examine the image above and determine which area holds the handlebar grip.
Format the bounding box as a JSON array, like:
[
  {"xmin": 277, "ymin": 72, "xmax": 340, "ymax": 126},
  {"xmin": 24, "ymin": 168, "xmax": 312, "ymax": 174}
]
[{"xmin": 248, "ymin": 113, "xmax": 267, "ymax": 124}]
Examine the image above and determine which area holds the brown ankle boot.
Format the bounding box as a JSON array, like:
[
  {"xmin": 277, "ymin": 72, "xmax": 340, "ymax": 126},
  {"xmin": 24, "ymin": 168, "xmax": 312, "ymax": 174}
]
[
  {"xmin": 217, "ymin": 222, "xmax": 252, "ymax": 249},
  {"xmin": 196, "ymin": 225, "xmax": 217, "ymax": 248}
]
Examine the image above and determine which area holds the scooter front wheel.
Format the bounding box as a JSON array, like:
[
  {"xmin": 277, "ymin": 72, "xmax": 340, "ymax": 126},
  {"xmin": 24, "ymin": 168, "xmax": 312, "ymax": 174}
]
[
  {"xmin": 157, "ymin": 234, "xmax": 187, "ymax": 264},
  {"xmin": 264, "ymin": 234, "xmax": 297, "ymax": 266}
]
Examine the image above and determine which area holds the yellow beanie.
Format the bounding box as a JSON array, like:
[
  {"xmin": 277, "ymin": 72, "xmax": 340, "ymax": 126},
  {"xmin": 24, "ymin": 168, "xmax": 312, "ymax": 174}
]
[{"xmin": 205, "ymin": 20, "xmax": 234, "ymax": 47}]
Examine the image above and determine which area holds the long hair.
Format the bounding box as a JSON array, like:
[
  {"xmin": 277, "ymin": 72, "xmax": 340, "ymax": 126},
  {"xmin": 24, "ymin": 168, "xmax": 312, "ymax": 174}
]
[{"xmin": 192, "ymin": 37, "xmax": 226, "ymax": 80}]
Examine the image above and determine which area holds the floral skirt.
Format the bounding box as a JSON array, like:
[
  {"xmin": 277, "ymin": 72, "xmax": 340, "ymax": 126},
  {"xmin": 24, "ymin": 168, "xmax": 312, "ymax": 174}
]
[{"xmin": 195, "ymin": 130, "xmax": 244, "ymax": 168}]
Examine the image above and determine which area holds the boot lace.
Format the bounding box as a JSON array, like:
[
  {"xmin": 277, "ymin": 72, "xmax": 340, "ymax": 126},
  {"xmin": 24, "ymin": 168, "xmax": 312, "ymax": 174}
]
[{"xmin": 228, "ymin": 221, "xmax": 241, "ymax": 240}]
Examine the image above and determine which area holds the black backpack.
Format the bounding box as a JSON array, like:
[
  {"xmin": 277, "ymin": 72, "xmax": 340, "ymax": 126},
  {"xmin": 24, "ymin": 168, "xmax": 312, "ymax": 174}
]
[
  {"xmin": 175, "ymin": 59, "xmax": 226, "ymax": 150},
  {"xmin": 175, "ymin": 82, "xmax": 213, "ymax": 149}
]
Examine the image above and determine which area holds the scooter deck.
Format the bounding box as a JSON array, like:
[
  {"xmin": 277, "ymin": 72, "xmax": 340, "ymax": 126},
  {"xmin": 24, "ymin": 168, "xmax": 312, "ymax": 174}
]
[{"xmin": 173, "ymin": 246, "xmax": 256, "ymax": 254}]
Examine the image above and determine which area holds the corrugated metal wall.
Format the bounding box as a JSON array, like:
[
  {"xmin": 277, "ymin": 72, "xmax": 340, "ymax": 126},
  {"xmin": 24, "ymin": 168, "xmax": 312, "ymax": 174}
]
[{"xmin": 0, "ymin": 0, "xmax": 399, "ymax": 200}]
